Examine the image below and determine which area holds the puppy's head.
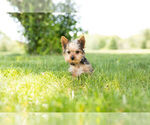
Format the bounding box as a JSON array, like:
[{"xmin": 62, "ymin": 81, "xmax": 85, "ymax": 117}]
[{"xmin": 61, "ymin": 36, "xmax": 85, "ymax": 64}]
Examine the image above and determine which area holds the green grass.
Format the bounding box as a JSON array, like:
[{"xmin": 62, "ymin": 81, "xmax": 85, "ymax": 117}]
[{"xmin": 0, "ymin": 52, "xmax": 150, "ymax": 112}]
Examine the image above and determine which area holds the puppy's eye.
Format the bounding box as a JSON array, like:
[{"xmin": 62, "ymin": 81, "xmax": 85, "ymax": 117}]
[
  {"xmin": 67, "ymin": 51, "xmax": 70, "ymax": 54},
  {"xmin": 76, "ymin": 51, "xmax": 80, "ymax": 54}
]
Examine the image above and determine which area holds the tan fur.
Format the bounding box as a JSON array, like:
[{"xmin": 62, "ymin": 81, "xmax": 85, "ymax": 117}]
[
  {"xmin": 61, "ymin": 36, "xmax": 69, "ymax": 50},
  {"xmin": 64, "ymin": 42, "xmax": 84, "ymax": 64},
  {"xmin": 69, "ymin": 64, "xmax": 93, "ymax": 77},
  {"xmin": 61, "ymin": 35, "xmax": 93, "ymax": 77},
  {"xmin": 78, "ymin": 36, "xmax": 85, "ymax": 48}
]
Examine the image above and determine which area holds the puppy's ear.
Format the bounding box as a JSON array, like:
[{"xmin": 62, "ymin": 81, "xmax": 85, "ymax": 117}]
[
  {"xmin": 78, "ymin": 35, "xmax": 85, "ymax": 49},
  {"xmin": 61, "ymin": 36, "xmax": 69, "ymax": 50}
]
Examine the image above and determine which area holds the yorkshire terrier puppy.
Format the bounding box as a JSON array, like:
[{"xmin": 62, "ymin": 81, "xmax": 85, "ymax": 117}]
[{"xmin": 61, "ymin": 35, "xmax": 93, "ymax": 77}]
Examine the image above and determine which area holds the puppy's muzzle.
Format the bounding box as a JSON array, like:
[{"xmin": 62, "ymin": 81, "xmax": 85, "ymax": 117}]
[{"xmin": 71, "ymin": 55, "xmax": 75, "ymax": 60}]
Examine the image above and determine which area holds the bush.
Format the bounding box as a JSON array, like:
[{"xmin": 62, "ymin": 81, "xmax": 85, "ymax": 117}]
[
  {"xmin": 108, "ymin": 38, "xmax": 118, "ymax": 50},
  {"xmin": 141, "ymin": 41, "xmax": 147, "ymax": 49},
  {"xmin": 0, "ymin": 42, "xmax": 7, "ymax": 51},
  {"xmin": 8, "ymin": 0, "xmax": 83, "ymax": 55},
  {"xmin": 146, "ymin": 40, "xmax": 150, "ymax": 49},
  {"xmin": 98, "ymin": 39, "xmax": 106, "ymax": 49}
]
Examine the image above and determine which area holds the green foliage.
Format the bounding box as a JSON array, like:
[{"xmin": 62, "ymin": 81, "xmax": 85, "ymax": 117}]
[
  {"xmin": 1, "ymin": 52, "xmax": 150, "ymax": 112},
  {"xmin": 140, "ymin": 29, "xmax": 150, "ymax": 49},
  {"xmin": 98, "ymin": 39, "xmax": 106, "ymax": 49},
  {"xmin": 143, "ymin": 29, "xmax": 150, "ymax": 40},
  {"xmin": 0, "ymin": 32, "xmax": 8, "ymax": 51},
  {"xmin": 85, "ymin": 29, "xmax": 150, "ymax": 50},
  {"xmin": 0, "ymin": 40, "xmax": 24, "ymax": 52},
  {"xmin": 86, "ymin": 34, "xmax": 119, "ymax": 50},
  {"xmin": 8, "ymin": 0, "xmax": 83, "ymax": 55},
  {"xmin": 108, "ymin": 38, "xmax": 118, "ymax": 50},
  {"xmin": 141, "ymin": 40, "xmax": 147, "ymax": 49},
  {"xmin": 7, "ymin": 0, "xmax": 54, "ymax": 12},
  {"xmin": 0, "ymin": 42, "xmax": 7, "ymax": 51},
  {"xmin": 0, "ymin": 31, "xmax": 24, "ymax": 52}
]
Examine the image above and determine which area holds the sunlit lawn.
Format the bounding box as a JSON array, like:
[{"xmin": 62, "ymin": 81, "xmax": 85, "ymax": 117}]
[{"xmin": 0, "ymin": 52, "xmax": 150, "ymax": 112}]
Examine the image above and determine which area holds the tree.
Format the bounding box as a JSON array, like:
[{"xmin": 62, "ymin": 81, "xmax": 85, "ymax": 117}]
[
  {"xmin": 141, "ymin": 29, "xmax": 150, "ymax": 49},
  {"xmin": 141, "ymin": 40, "xmax": 147, "ymax": 49},
  {"xmin": 8, "ymin": 0, "xmax": 83, "ymax": 54},
  {"xmin": 98, "ymin": 39, "xmax": 106, "ymax": 49},
  {"xmin": 0, "ymin": 31, "xmax": 9, "ymax": 51},
  {"xmin": 108, "ymin": 38, "xmax": 118, "ymax": 50}
]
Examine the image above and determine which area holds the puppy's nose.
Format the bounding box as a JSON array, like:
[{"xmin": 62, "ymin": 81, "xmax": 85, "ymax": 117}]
[{"xmin": 71, "ymin": 55, "xmax": 75, "ymax": 60}]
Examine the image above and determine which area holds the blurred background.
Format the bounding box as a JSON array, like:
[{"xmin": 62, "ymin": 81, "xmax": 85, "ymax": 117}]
[{"xmin": 0, "ymin": 0, "xmax": 150, "ymax": 54}]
